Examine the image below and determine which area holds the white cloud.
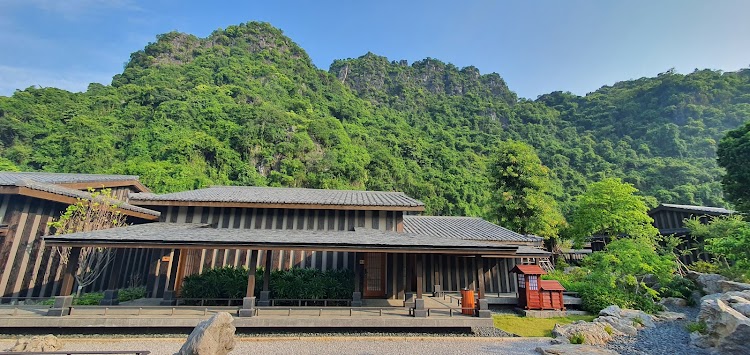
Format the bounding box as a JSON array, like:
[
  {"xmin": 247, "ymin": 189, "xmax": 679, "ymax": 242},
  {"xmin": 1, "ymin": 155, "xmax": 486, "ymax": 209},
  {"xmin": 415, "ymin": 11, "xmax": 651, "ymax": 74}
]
[{"xmin": 0, "ymin": 65, "xmax": 113, "ymax": 96}]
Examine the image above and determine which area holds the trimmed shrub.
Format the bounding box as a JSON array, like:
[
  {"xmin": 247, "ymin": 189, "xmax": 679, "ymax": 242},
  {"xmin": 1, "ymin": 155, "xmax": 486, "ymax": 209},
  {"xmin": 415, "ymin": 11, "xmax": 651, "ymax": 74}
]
[{"xmin": 179, "ymin": 266, "xmax": 354, "ymax": 305}]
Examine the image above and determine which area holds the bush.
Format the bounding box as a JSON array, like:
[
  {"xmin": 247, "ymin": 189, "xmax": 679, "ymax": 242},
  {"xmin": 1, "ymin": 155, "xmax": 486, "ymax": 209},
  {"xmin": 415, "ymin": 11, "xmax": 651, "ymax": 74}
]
[
  {"xmin": 659, "ymin": 276, "xmax": 696, "ymax": 299},
  {"xmin": 686, "ymin": 321, "xmax": 707, "ymax": 334},
  {"xmin": 180, "ymin": 266, "xmax": 250, "ymax": 303},
  {"xmin": 118, "ymin": 286, "xmax": 146, "ymax": 302},
  {"xmin": 569, "ymin": 333, "xmax": 585, "ymax": 344},
  {"xmin": 545, "ymin": 237, "xmax": 677, "ymax": 314},
  {"xmin": 690, "ymin": 260, "xmax": 720, "ymax": 274},
  {"xmin": 74, "ymin": 292, "xmax": 104, "ymax": 305},
  {"xmin": 179, "ymin": 266, "xmax": 354, "ymax": 304}
]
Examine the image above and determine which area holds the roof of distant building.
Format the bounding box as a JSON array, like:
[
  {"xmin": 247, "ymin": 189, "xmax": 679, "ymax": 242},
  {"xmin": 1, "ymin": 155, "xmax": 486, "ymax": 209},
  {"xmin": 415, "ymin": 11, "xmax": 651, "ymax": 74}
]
[
  {"xmin": 130, "ymin": 186, "xmax": 425, "ymax": 211},
  {"xmin": 649, "ymin": 203, "xmax": 733, "ymax": 216}
]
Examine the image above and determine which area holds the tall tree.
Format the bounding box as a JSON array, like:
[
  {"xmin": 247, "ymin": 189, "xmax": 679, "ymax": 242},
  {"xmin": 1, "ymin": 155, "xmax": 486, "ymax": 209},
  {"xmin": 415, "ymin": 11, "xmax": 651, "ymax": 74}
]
[
  {"xmin": 718, "ymin": 121, "xmax": 750, "ymax": 214},
  {"xmin": 50, "ymin": 189, "xmax": 128, "ymax": 295},
  {"xmin": 570, "ymin": 178, "xmax": 658, "ymax": 242},
  {"xmin": 487, "ymin": 140, "xmax": 565, "ymax": 239}
]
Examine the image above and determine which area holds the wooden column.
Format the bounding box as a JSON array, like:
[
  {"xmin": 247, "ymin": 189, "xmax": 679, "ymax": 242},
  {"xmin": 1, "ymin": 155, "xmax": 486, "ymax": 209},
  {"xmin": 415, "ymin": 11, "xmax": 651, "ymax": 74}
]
[
  {"xmin": 173, "ymin": 249, "xmax": 188, "ymax": 294},
  {"xmin": 476, "ymin": 255, "xmax": 485, "ymax": 300},
  {"xmin": 416, "ymin": 254, "xmax": 423, "ymax": 299},
  {"xmin": 246, "ymin": 250, "xmax": 259, "ymax": 297},
  {"xmin": 263, "ymin": 250, "xmax": 272, "ymax": 291},
  {"xmin": 353, "ymin": 252, "xmax": 360, "ymax": 293},
  {"xmin": 59, "ymin": 247, "xmax": 81, "ymax": 296}
]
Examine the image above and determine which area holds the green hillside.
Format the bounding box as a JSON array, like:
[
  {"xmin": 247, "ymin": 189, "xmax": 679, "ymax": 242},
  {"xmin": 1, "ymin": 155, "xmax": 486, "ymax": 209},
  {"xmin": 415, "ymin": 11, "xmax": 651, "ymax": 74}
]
[{"xmin": 1, "ymin": 21, "xmax": 748, "ymax": 219}]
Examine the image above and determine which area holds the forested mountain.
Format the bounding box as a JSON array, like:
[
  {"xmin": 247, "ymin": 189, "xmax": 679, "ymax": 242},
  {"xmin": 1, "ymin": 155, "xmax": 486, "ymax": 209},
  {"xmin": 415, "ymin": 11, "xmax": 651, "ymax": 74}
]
[{"xmin": 1, "ymin": 22, "xmax": 748, "ymax": 218}]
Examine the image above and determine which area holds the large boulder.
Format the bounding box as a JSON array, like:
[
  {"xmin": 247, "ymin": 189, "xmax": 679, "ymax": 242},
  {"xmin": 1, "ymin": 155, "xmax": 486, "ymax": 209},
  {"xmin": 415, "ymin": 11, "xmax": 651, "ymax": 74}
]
[
  {"xmin": 551, "ymin": 321, "xmax": 614, "ymax": 346},
  {"xmin": 597, "ymin": 304, "xmax": 655, "ymax": 328},
  {"xmin": 659, "ymin": 297, "xmax": 687, "ymax": 309},
  {"xmin": 535, "ymin": 344, "xmax": 619, "ymax": 355},
  {"xmin": 593, "ymin": 315, "xmax": 637, "ymax": 336},
  {"xmin": 687, "ymin": 271, "xmax": 728, "ymax": 295},
  {"xmin": 691, "ymin": 292, "xmax": 750, "ymax": 354},
  {"xmin": 176, "ymin": 312, "xmax": 236, "ymax": 355},
  {"xmin": 719, "ymin": 280, "xmax": 750, "ymax": 293},
  {"xmin": 7, "ymin": 335, "xmax": 62, "ymax": 352}
]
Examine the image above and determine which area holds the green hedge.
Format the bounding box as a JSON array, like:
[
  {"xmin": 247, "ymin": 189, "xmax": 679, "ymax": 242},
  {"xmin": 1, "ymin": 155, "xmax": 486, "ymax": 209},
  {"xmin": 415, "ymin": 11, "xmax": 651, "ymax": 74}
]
[{"xmin": 179, "ymin": 266, "xmax": 354, "ymax": 303}]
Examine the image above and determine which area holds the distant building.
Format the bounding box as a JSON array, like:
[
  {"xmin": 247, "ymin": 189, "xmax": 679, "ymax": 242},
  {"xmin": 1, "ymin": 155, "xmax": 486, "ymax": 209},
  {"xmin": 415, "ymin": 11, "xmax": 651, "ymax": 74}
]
[{"xmin": 648, "ymin": 203, "xmax": 733, "ymax": 264}]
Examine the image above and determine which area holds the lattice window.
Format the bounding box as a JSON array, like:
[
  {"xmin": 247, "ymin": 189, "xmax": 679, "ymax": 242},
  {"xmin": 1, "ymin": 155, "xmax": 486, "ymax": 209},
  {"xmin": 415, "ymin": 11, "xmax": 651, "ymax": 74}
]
[
  {"xmin": 528, "ymin": 275, "xmax": 538, "ymax": 290},
  {"xmin": 517, "ymin": 274, "xmax": 525, "ymax": 288}
]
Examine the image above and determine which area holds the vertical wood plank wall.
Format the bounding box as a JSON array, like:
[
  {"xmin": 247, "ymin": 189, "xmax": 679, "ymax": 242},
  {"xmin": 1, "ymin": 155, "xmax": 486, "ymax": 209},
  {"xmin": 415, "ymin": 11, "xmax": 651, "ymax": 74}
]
[{"xmin": 0, "ymin": 195, "xmax": 153, "ymax": 299}]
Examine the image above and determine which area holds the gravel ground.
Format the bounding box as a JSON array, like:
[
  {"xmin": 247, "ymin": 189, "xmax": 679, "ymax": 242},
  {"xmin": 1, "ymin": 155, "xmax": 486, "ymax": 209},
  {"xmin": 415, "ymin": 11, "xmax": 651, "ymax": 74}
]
[
  {"xmin": 604, "ymin": 305, "xmax": 710, "ymax": 355},
  {"xmin": 0, "ymin": 337, "xmax": 551, "ymax": 355}
]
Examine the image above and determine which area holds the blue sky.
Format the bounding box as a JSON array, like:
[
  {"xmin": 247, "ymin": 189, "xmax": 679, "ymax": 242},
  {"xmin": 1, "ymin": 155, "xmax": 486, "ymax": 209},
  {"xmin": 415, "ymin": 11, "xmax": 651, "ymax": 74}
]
[{"xmin": 1, "ymin": 0, "xmax": 749, "ymax": 98}]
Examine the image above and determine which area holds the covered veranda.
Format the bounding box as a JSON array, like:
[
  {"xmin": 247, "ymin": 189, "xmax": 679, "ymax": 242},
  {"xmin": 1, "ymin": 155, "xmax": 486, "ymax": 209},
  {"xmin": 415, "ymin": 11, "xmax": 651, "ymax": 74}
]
[{"xmin": 39, "ymin": 223, "xmax": 540, "ymax": 324}]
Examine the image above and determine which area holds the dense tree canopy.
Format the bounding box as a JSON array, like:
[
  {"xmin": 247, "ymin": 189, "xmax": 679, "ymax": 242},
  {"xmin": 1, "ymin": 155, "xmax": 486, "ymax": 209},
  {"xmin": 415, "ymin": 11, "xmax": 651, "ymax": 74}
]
[
  {"xmin": 0, "ymin": 22, "xmax": 748, "ymax": 220},
  {"xmin": 488, "ymin": 140, "xmax": 565, "ymax": 238},
  {"xmin": 718, "ymin": 121, "xmax": 750, "ymax": 214},
  {"xmin": 569, "ymin": 178, "xmax": 658, "ymax": 242}
]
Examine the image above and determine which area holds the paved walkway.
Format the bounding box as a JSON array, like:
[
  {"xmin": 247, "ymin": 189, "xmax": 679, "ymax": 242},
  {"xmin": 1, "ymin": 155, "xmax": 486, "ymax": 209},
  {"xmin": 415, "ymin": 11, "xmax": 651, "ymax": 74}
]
[{"xmin": 0, "ymin": 337, "xmax": 551, "ymax": 355}]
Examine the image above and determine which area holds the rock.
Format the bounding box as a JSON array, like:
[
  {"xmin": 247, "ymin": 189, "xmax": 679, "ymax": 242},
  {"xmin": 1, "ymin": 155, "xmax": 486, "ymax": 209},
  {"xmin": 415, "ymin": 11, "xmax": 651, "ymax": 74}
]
[
  {"xmin": 620, "ymin": 308, "xmax": 656, "ymax": 328},
  {"xmin": 720, "ymin": 280, "xmax": 750, "ymax": 293},
  {"xmin": 594, "ymin": 315, "xmax": 636, "ymax": 336},
  {"xmin": 598, "ymin": 305, "xmax": 622, "ymax": 318},
  {"xmin": 551, "ymin": 321, "xmax": 613, "ymax": 345},
  {"xmin": 535, "ymin": 344, "xmax": 619, "ymax": 355},
  {"xmin": 550, "ymin": 336, "xmax": 569, "ymax": 345},
  {"xmin": 655, "ymin": 311, "xmax": 687, "ymax": 322},
  {"xmin": 687, "ymin": 271, "xmax": 728, "ymax": 295},
  {"xmin": 8, "ymin": 335, "xmax": 63, "ymax": 352},
  {"xmin": 176, "ymin": 312, "xmax": 236, "ymax": 355},
  {"xmin": 659, "ymin": 297, "xmax": 688, "ymax": 309},
  {"xmin": 692, "ymin": 293, "xmax": 750, "ymax": 354}
]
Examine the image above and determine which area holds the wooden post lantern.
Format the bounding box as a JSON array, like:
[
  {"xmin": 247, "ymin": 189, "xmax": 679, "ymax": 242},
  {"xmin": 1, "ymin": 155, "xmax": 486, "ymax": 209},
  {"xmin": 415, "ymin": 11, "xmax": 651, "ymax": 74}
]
[{"xmin": 510, "ymin": 264, "xmax": 565, "ymax": 311}]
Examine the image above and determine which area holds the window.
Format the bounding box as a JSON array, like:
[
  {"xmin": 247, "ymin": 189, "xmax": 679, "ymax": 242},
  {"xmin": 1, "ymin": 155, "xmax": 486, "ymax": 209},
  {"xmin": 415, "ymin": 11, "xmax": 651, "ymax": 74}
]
[
  {"xmin": 517, "ymin": 274, "xmax": 525, "ymax": 288},
  {"xmin": 529, "ymin": 275, "xmax": 538, "ymax": 290}
]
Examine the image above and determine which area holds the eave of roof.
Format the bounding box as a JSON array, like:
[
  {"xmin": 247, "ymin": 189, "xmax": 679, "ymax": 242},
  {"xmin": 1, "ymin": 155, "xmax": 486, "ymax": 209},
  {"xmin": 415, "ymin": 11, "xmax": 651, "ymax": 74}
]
[
  {"xmin": 0, "ymin": 171, "xmax": 150, "ymax": 192},
  {"xmin": 403, "ymin": 215, "xmax": 541, "ymax": 243},
  {"xmin": 130, "ymin": 186, "xmax": 426, "ymax": 211},
  {"xmin": 649, "ymin": 203, "xmax": 733, "ymax": 216},
  {"xmin": 0, "ymin": 181, "xmax": 160, "ymax": 220},
  {"xmin": 43, "ymin": 222, "xmax": 533, "ymax": 256}
]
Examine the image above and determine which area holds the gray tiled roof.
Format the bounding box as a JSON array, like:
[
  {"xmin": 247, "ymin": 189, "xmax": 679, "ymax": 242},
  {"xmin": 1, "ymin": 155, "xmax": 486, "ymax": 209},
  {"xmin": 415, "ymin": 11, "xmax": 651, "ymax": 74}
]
[
  {"xmin": 652, "ymin": 203, "xmax": 733, "ymax": 215},
  {"xmin": 403, "ymin": 216, "xmax": 541, "ymax": 243},
  {"xmin": 0, "ymin": 171, "xmax": 139, "ymax": 185},
  {"xmin": 44, "ymin": 222, "xmax": 526, "ymax": 255},
  {"xmin": 12, "ymin": 179, "xmax": 159, "ymax": 217},
  {"xmin": 130, "ymin": 186, "xmax": 425, "ymax": 208}
]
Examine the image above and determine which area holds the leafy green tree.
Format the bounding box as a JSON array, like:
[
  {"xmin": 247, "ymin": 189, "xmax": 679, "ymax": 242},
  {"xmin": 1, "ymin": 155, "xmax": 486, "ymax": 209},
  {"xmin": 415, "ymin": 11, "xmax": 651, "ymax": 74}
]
[
  {"xmin": 718, "ymin": 121, "xmax": 750, "ymax": 214},
  {"xmin": 545, "ymin": 237, "xmax": 678, "ymax": 313},
  {"xmin": 487, "ymin": 140, "xmax": 565, "ymax": 239},
  {"xmin": 685, "ymin": 215, "xmax": 750, "ymax": 281},
  {"xmin": 570, "ymin": 178, "xmax": 658, "ymax": 242}
]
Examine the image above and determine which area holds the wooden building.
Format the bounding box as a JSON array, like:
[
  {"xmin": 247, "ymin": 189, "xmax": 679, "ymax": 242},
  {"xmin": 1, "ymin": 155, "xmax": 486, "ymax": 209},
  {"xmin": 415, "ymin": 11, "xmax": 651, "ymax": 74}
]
[
  {"xmin": 126, "ymin": 187, "xmax": 544, "ymax": 299},
  {"xmin": 0, "ymin": 172, "xmax": 158, "ymax": 299},
  {"xmin": 649, "ymin": 203, "xmax": 733, "ymax": 264},
  {"xmin": 1, "ymin": 171, "xmax": 549, "ymax": 311}
]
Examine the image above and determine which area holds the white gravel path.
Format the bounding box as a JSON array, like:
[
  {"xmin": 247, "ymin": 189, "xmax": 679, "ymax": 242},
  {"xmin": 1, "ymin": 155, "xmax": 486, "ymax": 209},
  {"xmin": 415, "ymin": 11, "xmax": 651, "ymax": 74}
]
[{"xmin": 0, "ymin": 337, "xmax": 551, "ymax": 355}]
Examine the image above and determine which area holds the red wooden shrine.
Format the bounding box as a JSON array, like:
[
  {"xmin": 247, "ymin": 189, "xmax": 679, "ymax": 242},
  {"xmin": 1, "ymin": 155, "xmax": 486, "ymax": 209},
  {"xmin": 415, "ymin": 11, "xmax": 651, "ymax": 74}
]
[{"xmin": 510, "ymin": 264, "xmax": 565, "ymax": 311}]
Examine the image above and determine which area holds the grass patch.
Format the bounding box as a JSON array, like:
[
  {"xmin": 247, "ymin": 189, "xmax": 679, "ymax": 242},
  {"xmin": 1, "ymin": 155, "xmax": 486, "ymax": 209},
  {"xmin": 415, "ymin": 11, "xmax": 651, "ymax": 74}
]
[{"xmin": 492, "ymin": 314, "xmax": 596, "ymax": 337}]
